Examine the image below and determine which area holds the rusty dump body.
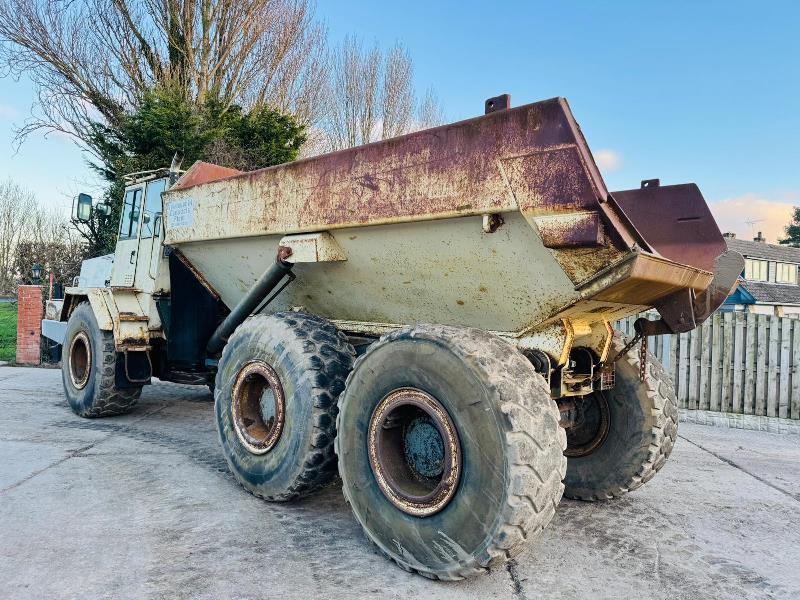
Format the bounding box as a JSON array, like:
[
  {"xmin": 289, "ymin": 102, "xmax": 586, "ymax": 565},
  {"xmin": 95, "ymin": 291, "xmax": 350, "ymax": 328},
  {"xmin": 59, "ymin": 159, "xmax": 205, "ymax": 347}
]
[{"xmin": 162, "ymin": 97, "xmax": 741, "ymax": 368}]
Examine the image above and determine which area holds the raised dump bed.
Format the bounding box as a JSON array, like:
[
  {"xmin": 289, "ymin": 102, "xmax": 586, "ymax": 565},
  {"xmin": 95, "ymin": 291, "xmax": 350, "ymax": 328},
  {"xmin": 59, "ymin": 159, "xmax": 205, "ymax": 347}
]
[
  {"xmin": 162, "ymin": 97, "xmax": 735, "ymax": 348},
  {"xmin": 47, "ymin": 95, "xmax": 741, "ymax": 581}
]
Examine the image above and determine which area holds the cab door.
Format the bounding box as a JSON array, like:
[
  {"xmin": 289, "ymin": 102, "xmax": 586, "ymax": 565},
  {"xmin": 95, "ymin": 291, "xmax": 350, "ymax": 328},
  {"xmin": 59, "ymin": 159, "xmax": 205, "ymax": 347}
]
[
  {"xmin": 133, "ymin": 177, "xmax": 167, "ymax": 294},
  {"xmin": 110, "ymin": 185, "xmax": 145, "ymax": 288}
]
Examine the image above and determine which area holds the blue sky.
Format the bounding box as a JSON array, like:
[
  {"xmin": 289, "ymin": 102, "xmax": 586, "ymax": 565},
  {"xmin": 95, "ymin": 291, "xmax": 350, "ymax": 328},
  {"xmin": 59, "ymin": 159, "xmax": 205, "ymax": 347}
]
[{"xmin": 1, "ymin": 0, "xmax": 798, "ymax": 240}]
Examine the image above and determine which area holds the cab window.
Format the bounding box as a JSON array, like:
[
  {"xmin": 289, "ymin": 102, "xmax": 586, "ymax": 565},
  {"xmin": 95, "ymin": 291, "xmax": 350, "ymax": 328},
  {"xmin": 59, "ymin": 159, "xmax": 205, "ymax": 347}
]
[
  {"xmin": 141, "ymin": 178, "xmax": 167, "ymax": 239},
  {"xmin": 119, "ymin": 188, "xmax": 143, "ymax": 239}
]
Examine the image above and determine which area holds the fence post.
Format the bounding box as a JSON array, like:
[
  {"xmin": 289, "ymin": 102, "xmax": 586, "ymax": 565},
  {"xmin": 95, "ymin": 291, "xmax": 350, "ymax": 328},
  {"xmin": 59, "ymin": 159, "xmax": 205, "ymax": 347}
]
[
  {"xmin": 792, "ymin": 320, "xmax": 800, "ymax": 420},
  {"xmin": 780, "ymin": 319, "xmax": 791, "ymax": 419}
]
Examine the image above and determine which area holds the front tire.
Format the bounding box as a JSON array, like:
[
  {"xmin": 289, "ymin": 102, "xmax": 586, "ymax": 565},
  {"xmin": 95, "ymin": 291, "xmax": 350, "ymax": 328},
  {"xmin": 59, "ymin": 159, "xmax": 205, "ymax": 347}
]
[
  {"xmin": 563, "ymin": 333, "xmax": 678, "ymax": 501},
  {"xmin": 336, "ymin": 325, "xmax": 566, "ymax": 580},
  {"xmin": 215, "ymin": 312, "xmax": 355, "ymax": 501},
  {"xmin": 62, "ymin": 302, "xmax": 141, "ymax": 418}
]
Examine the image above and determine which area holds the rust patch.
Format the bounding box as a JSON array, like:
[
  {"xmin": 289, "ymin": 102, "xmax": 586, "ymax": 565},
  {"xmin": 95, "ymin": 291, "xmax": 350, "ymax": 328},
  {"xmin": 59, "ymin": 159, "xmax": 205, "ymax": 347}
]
[
  {"xmin": 231, "ymin": 360, "xmax": 286, "ymax": 455},
  {"xmin": 367, "ymin": 387, "xmax": 461, "ymax": 517},
  {"xmin": 163, "ymin": 98, "xmax": 613, "ymax": 241},
  {"xmin": 505, "ymin": 146, "xmax": 601, "ymax": 216},
  {"xmin": 552, "ymin": 245, "xmax": 627, "ymax": 286},
  {"xmin": 277, "ymin": 245, "xmax": 293, "ymax": 263},
  {"xmin": 171, "ymin": 161, "xmax": 243, "ymax": 191},
  {"xmin": 535, "ymin": 211, "xmax": 603, "ymax": 249},
  {"xmin": 118, "ymin": 338, "xmax": 150, "ymax": 348},
  {"xmin": 611, "ymin": 182, "xmax": 727, "ymax": 272},
  {"xmin": 482, "ymin": 213, "xmax": 505, "ymax": 233},
  {"xmin": 117, "ymin": 312, "xmax": 148, "ymax": 322}
]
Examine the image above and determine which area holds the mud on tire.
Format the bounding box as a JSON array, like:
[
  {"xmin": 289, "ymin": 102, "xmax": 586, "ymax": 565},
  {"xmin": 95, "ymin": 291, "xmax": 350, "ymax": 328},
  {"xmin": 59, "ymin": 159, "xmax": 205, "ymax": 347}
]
[
  {"xmin": 62, "ymin": 302, "xmax": 141, "ymax": 418},
  {"xmin": 215, "ymin": 312, "xmax": 355, "ymax": 502},
  {"xmin": 335, "ymin": 325, "xmax": 566, "ymax": 580},
  {"xmin": 563, "ymin": 332, "xmax": 679, "ymax": 501}
]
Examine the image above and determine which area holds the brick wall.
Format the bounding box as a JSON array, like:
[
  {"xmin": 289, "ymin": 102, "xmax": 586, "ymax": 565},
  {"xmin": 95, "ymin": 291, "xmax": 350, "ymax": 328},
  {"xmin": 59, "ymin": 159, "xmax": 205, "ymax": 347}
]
[{"xmin": 16, "ymin": 285, "xmax": 43, "ymax": 365}]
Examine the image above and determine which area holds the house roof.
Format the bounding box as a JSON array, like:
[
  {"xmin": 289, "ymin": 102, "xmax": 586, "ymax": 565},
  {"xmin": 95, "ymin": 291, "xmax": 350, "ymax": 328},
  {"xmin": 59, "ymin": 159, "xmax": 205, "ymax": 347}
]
[
  {"xmin": 723, "ymin": 284, "xmax": 756, "ymax": 305},
  {"xmin": 726, "ymin": 238, "xmax": 800, "ymax": 263},
  {"xmin": 740, "ymin": 281, "xmax": 800, "ymax": 305}
]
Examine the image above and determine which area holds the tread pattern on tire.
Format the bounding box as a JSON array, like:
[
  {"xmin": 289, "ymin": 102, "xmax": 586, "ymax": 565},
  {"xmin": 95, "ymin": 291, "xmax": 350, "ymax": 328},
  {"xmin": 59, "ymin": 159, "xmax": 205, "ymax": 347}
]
[
  {"xmin": 565, "ymin": 332, "xmax": 678, "ymax": 501},
  {"xmin": 68, "ymin": 302, "xmax": 140, "ymax": 418},
  {"xmin": 217, "ymin": 312, "xmax": 355, "ymax": 502},
  {"xmin": 335, "ymin": 324, "xmax": 567, "ymax": 581}
]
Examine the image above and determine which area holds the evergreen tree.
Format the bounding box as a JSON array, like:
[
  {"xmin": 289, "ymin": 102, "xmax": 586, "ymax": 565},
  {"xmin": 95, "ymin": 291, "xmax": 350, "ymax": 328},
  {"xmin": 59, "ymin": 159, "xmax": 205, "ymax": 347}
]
[
  {"xmin": 779, "ymin": 207, "xmax": 800, "ymax": 247},
  {"xmin": 78, "ymin": 86, "xmax": 306, "ymax": 256}
]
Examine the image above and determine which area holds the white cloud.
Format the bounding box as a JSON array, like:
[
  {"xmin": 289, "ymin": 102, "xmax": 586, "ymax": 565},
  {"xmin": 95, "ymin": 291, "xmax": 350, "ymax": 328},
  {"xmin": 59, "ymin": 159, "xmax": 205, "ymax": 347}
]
[
  {"xmin": 0, "ymin": 103, "xmax": 17, "ymax": 119},
  {"xmin": 594, "ymin": 149, "xmax": 623, "ymax": 172},
  {"xmin": 710, "ymin": 194, "xmax": 796, "ymax": 244}
]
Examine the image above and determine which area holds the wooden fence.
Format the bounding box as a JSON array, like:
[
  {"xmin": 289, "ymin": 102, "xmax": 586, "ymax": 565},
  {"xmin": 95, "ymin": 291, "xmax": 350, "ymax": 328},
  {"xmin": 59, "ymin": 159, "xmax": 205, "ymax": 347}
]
[{"xmin": 618, "ymin": 312, "xmax": 800, "ymax": 420}]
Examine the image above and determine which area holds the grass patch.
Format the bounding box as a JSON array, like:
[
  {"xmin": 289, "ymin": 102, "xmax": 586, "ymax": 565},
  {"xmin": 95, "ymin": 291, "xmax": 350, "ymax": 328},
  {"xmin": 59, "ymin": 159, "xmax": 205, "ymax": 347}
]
[{"xmin": 0, "ymin": 302, "xmax": 17, "ymax": 362}]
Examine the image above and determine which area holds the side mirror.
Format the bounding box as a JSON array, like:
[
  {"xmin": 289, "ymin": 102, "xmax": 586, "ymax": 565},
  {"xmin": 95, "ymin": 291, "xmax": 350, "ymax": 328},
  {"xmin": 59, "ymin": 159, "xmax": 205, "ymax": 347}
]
[
  {"xmin": 142, "ymin": 213, "xmax": 151, "ymax": 224},
  {"xmin": 96, "ymin": 202, "xmax": 111, "ymax": 217},
  {"xmin": 75, "ymin": 193, "xmax": 93, "ymax": 222}
]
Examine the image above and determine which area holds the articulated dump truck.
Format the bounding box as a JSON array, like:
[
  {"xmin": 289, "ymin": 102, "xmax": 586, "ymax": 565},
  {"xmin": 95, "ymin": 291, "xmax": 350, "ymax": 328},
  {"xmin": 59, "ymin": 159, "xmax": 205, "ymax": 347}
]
[{"xmin": 44, "ymin": 96, "xmax": 742, "ymax": 580}]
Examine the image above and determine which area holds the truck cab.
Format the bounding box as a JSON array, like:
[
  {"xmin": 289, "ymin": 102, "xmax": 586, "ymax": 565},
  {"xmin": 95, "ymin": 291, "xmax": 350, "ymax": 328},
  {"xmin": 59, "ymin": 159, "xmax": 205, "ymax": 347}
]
[
  {"xmin": 110, "ymin": 172, "xmax": 169, "ymax": 292},
  {"xmin": 42, "ymin": 167, "xmax": 222, "ymax": 392}
]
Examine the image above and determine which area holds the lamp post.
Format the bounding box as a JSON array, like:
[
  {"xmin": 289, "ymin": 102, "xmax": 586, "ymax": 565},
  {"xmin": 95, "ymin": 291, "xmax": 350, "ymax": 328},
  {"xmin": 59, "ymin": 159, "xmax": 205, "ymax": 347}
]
[{"xmin": 31, "ymin": 263, "xmax": 43, "ymax": 285}]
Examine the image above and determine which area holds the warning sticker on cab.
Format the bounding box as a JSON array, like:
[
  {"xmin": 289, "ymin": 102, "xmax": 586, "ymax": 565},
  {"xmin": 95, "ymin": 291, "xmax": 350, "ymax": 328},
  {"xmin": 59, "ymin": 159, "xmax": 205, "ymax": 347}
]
[{"xmin": 167, "ymin": 198, "xmax": 194, "ymax": 229}]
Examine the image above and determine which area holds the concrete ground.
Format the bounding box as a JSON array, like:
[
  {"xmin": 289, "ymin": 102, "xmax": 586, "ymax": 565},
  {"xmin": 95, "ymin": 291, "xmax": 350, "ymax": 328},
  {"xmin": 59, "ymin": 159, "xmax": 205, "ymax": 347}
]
[{"xmin": 1, "ymin": 366, "xmax": 799, "ymax": 600}]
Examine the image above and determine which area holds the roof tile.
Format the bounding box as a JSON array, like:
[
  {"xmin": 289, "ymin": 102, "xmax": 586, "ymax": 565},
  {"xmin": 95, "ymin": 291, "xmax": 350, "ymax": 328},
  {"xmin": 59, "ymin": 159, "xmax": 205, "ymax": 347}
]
[
  {"xmin": 726, "ymin": 238, "xmax": 800, "ymax": 263},
  {"xmin": 740, "ymin": 281, "xmax": 800, "ymax": 305}
]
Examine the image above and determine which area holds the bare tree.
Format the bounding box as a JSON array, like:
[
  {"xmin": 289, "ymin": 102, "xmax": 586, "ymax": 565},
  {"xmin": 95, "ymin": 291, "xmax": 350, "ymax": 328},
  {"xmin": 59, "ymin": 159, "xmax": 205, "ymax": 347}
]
[
  {"xmin": 0, "ymin": 0, "xmax": 328, "ymax": 153},
  {"xmin": 380, "ymin": 44, "xmax": 414, "ymax": 140},
  {"xmin": 0, "ymin": 180, "xmax": 36, "ymax": 294},
  {"xmin": 0, "ymin": 179, "xmax": 80, "ymax": 294},
  {"xmin": 416, "ymin": 87, "xmax": 446, "ymax": 130},
  {"xmin": 325, "ymin": 36, "xmax": 376, "ymax": 150},
  {"xmin": 1, "ymin": 0, "xmax": 446, "ymax": 161},
  {"xmin": 24, "ymin": 205, "xmax": 86, "ymax": 287},
  {"xmin": 14, "ymin": 238, "xmax": 87, "ymax": 287},
  {"xmin": 27, "ymin": 203, "xmax": 71, "ymax": 245},
  {"xmin": 322, "ymin": 37, "xmax": 445, "ymax": 152}
]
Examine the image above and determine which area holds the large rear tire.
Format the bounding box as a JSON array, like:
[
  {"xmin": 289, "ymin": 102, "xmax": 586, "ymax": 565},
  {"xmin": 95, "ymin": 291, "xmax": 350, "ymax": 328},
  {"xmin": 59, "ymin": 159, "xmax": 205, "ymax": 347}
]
[
  {"xmin": 336, "ymin": 325, "xmax": 566, "ymax": 580},
  {"xmin": 62, "ymin": 302, "xmax": 141, "ymax": 418},
  {"xmin": 215, "ymin": 312, "xmax": 355, "ymax": 501},
  {"xmin": 563, "ymin": 333, "xmax": 678, "ymax": 501}
]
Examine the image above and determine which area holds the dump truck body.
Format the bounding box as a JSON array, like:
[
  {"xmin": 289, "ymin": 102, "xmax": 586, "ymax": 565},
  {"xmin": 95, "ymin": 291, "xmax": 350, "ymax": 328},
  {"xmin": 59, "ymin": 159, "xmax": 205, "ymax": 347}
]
[{"xmin": 159, "ymin": 97, "xmax": 736, "ymax": 366}]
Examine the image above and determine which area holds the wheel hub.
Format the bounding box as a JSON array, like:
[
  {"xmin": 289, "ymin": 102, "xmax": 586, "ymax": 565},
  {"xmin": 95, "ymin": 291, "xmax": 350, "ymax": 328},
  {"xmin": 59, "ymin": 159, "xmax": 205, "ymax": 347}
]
[
  {"xmin": 403, "ymin": 416, "xmax": 445, "ymax": 478},
  {"xmin": 562, "ymin": 392, "xmax": 611, "ymax": 458},
  {"xmin": 368, "ymin": 388, "xmax": 461, "ymax": 517},
  {"xmin": 68, "ymin": 331, "xmax": 92, "ymax": 390},
  {"xmin": 231, "ymin": 361, "xmax": 285, "ymax": 455}
]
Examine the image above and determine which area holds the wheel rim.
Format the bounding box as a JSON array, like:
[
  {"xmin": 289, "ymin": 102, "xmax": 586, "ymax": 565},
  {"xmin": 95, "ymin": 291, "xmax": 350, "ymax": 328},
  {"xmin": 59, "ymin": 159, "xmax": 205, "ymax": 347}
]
[
  {"xmin": 564, "ymin": 392, "xmax": 611, "ymax": 458},
  {"xmin": 367, "ymin": 387, "xmax": 461, "ymax": 517},
  {"xmin": 68, "ymin": 331, "xmax": 92, "ymax": 390},
  {"xmin": 231, "ymin": 361, "xmax": 285, "ymax": 455}
]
